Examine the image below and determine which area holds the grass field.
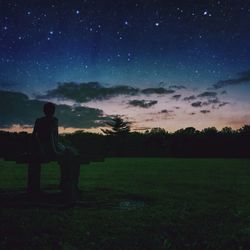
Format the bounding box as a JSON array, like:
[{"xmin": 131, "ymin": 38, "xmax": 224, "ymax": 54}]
[{"xmin": 0, "ymin": 158, "xmax": 250, "ymax": 249}]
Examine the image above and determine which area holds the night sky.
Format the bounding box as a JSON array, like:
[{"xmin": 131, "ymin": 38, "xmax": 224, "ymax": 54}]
[{"xmin": 1, "ymin": 0, "xmax": 250, "ymax": 132}]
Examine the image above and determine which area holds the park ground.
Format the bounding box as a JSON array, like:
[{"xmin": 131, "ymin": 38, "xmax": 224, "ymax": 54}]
[{"xmin": 0, "ymin": 158, "xmax": 250, "ymax": 249}]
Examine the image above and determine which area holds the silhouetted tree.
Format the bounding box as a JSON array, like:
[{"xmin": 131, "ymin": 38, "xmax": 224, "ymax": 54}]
[
  {"xmin": 220, "ymin": 127, "xmax": 234, "ymax": 135},
  {"xmin": 148, "ymin": 127, "xmax": 167, "ymax": 135},
  {"xmin": 175, "ymin": 127, "xmax": 198, "ymax": 135},
  {"xmin": 202, "ymin": 127, "xmax": 218, "ymax": 136},
  {"xmin": 101, "ymin": 115, "xmax": 131, "ymax": 136},
  {"xmin": 239, "ymin": 125, "xmax": 250, "ymax": 135}
]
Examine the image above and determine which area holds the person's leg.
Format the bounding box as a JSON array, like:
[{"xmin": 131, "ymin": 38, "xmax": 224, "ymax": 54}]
[
  {"xmin": 27, "ymin": 161, "xmax": 41, "ymax": 195},
  {"xmin": 58, "ymin": 148, "xmax": 80, "ymax": 201}
]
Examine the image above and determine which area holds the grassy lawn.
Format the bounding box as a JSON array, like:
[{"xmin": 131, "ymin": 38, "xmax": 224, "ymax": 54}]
[{"xmin": 0, "ymin": 158, "xmax": 250, "ymax": 249}]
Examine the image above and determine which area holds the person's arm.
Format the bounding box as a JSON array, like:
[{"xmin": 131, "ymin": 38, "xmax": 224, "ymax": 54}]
[
  {"xmin": 32, "ymin": 119, "xmax": 41, "ymax": 144},
  {"xmin": 30, "ymin": 119, "xmax": 44, "ymax": 156},
  {"xmin": 51, "ymin": 118, "xmax": 65, "ymax": 154},
  {"xmin": 32, "ymin": 119, "xmax": 38, "ymax": 136}
]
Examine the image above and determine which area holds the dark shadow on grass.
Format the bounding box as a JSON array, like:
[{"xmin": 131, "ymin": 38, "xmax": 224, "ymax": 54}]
[{"xmin": 0, "ymin": 188, "xmax": 154, "ymax": 210}]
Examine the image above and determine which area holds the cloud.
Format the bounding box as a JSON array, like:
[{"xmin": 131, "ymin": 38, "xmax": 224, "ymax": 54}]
[
  {"xmin": 197, "ymin": 91, "xmax": 217, "ymax": 98},
  {"xmin": 141, "ymin": 87, "xmax": 175, "ymax": 95},
  {"xmin": 191, "ymin": 101, "xmax": 203, "ymax": 107},
  {"xmin": 201, "ymin": 98, "xmax": 220, "ymax": 106},
  {"xmin": 218, "ymin": 102, "xmax": 230, "ymax": 108},
  {"xmin": 191, "ymin": 97, "xmax": 228, "ymax": 109},
  {"xmin": 172, "ymin": 94, "xmax": 181, "ymax": 100},
  {"xmin": 159, "ymin": 109, "xmax": 174, "ymax": 114},
  {"xmin": 213, "ymin": 70, "xmax": 250, "ymax": 89},
  {"xmin": 158, "ymin": 109, "xmax": 175, "ymax": 119},
  {"xmin": 183, "ymin": 95, "xmax": 196, "ymax": 101},
  {"xmin": 40, "ymin": 82, "xmax": 176, "ymax": 102},
  {"xmin": 200, "ymin": 110, "xmax": 210, "ymax": 114},
  {"xmin": 0, "ymin": 90, "xmax": 108, "ymax": 128},
  {"xmin": 208, "ymin": 98, "xmax": 220, "ymax": 104},
  {"xmin": 128, "ymin": 99, "xmax": 158, "ymax": 108},
  {"xmin": 41, "ymin": 82, "xmax": 140, "ymax": 102},
  {"xmin": 168, "ymin": 85, "xmax": 186, "ymax": 90}
]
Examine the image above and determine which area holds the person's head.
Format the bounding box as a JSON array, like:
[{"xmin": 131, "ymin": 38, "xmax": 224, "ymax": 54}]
[{"xmin": 43, "ymin": 102, "xmax": 56, "ymax": 117}]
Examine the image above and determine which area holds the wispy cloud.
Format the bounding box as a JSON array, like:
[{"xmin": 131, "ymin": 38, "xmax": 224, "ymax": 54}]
[
  {"xmin": 183, "ymin": 95, "xmax": 196, "ymax": 101},
  {"xmin": 0, "ymin": 90, "xmax": 108, "ymax": 128},
  {"xmin": 197, "ymin": 91, "xmax": 217, "ymax": 98},
  {"xmin": 204, "ymin": 98, "xmax": 220, "ymax": 105},
  {"xmin": 41, "ymin": 82, "xmax": 139, "ymax": 102},
  {"xmin": 168, "ymin": 85, "xmax": 186, "ymax": 90},
  {"xmin": 191, "ymin": 98, "xmax": 227, "ymax": 109},
  {"xmin": 159, "ymin": 109, "xmax": 174, "ymax": 114},
  {"xmin": 172, "ymin": 94, "xmax": 182, "ymax": 100},
  {"xmin": 200, "ymin": 110, "xmax": 210, "ymax": 114},
  {"xmin": 213, "ymin": 70, "xmax": 250, "ymax": 89},
  {"xmin": 128, "ymin": 99, "xmax": 158, "ymax": 108},
  {"xmin": 141, "ymin": 87, "xmax": 175, "ymax": 95},
  {"xmin": 218, "ymin": 102, "xmax": 229, "ymax": 107},
  {"xmin": 40, "ymin": 82, "xmax": 176, "ymax": 103},
  {"xmin": 191, "ymin": 101, "xmax": 203, "ymax": 107}
]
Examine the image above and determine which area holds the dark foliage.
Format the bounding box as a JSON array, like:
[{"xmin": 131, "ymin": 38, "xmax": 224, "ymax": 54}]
[
  {"xmin": 101, "ymin": 115, "xmax": 131, "ymax": 136},
  {"xmin": 0, "ymin": 125, "xmax": 250, "ymax": 160}
]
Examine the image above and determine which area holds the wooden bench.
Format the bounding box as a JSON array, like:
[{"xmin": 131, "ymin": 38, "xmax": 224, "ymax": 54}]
[{"xmin": 3, "ymin": 152, "xmax": 105, "ymax": 198}]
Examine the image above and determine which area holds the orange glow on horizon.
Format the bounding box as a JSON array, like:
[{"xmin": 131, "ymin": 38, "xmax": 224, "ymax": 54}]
[{"xmin": 1, "ymin": 120, "xmax": 248, "ymax": 135}]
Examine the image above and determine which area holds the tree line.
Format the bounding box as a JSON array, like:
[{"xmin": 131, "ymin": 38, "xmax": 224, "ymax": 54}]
[{"xmin": 0, "ymin": 116, "xmax": 249, "ymax": 159}]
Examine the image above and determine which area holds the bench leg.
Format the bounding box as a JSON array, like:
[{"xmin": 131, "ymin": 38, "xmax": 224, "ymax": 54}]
[
  {"xmin": 59, "ymin": 160, "xmax": 80, "ymax": 201},
  {"xmin": 27, "ymin": 162, "xmax": 41, "ymax": 195}
]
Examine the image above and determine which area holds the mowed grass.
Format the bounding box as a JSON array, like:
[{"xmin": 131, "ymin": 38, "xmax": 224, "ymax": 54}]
[{"xmin": 0, "ymin": 158, "xmax": 250, "ymax": 249}]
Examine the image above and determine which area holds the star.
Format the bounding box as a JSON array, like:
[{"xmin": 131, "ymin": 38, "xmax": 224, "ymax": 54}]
[
  {"xmin": 124, "ymin": 21, "xmax": 129, "ymax": 25},
  {"xmin": 155, "ymin": 22, "xmax": 160, "ymax": 26},
  {"xmin": 203, "ymin": 11, "xmax": 208, "ymax": 16},
  {"xmin": 49, "ymin": 31, "xmax": 54, "ymax": 35},
  {"xmin": 3, "ymin": 26, "xmax": 8, "ymax": 30},
  {"xmin": 76, "ymin": 10, "xmax": 80, "ymax": 14}
]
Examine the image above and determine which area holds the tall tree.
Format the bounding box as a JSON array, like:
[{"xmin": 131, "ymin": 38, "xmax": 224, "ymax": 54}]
[{"xmin": 101, "ymin": 115, "xmax": 131, "ymax": 135}]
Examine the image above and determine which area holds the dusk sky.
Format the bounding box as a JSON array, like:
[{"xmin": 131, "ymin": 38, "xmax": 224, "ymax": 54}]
[{"xmin": 1, "ymin": 0, "xmax": 250, "ymax": 133}]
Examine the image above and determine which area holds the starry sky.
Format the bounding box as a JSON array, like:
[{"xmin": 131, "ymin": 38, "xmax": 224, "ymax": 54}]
[{"xmin": 1, "ymin": 0, "xmax": 250, "ymax": 132}]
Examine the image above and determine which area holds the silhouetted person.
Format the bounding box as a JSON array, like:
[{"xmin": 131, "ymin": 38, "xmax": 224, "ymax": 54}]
[{"xmin": 27, "ymin": 102, "xmax": 80, "ymax": 201}]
